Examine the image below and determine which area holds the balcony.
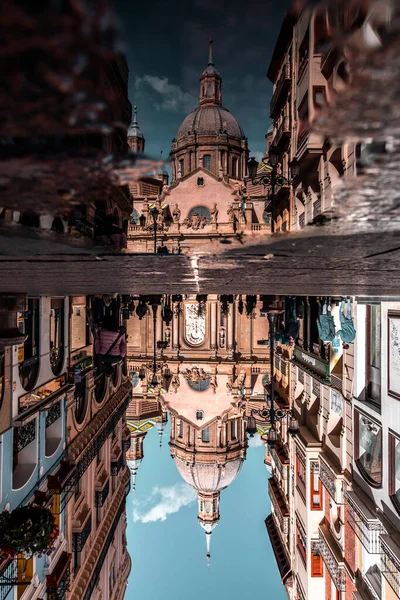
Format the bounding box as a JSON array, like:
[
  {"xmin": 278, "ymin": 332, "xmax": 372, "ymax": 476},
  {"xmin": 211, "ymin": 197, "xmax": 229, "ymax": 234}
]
[
  {"xmin": 381, "ymin": 535, "xmax": 400, "ymax": 596},
  {"xmin": 95, "ymin": 470, "xmax": 110, "ymax": 508},
  {"xmin": 72, "ymin": 505, "xmax": 92, "ymax": 552},
  {"xmin": 345, "ymin": 490, "xmax": 385, "ymax": 554},
  {"xmin": 331, "ymin": 374, "xmax": 343, "ymax": 394},
  {"xmin": 265, "ymin": 514, "xmax": 292, "ymax": 585},
  {"xmin": 270, "ymin": 62, "xmax": 291, "ymax": 118},
  {"xmin": 46, "ymin": 551, "xmax": 72, "ymax": 600},
  {"xmin": 122, "ymin": 426, "xmax": 131, "ymax": 452},
  {"xmin": 318, "ymin": 520, "xmax": 346, "ymax": 591},
  {"xmin": 272, "ymin": 117, "xmax": 291, "ymax": 153},
  {"xmin": 270, "ymin": 442, "xmax": 290, "ymax": 480},
  {"xmin": 268, "ymin": 476, "xmax": 290, "ymax": 535}
]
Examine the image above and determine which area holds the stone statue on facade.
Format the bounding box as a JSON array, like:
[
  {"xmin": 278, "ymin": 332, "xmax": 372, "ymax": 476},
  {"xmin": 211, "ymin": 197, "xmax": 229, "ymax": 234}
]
[
  {"xmin": 182, "ymin": 366, "xmax": 209, "ymax": 383},
  {"xmin": 226, "ymin": 375, "xmax": 234, "ymax": 393},
  {"xmin": 219, "ymin": 329, "xmax": 225, "ymax": 348},
  {"xmin": 172, "ymin": 204, "xmax": 181, "ymax": 223},
  {"xmin": 211, "ymin": 203, "xmax": 218, "ymax": 223},
  {"xmin": 227, "ymin": 206, "xmax": 235, "ymax": 223},
  {"xmin": 171, "ymin": 374, "xmax": 180, "ymax": 393},
  {"xmin": 210, "ymin": 373, "xmax": 217, "ymax": 394}
]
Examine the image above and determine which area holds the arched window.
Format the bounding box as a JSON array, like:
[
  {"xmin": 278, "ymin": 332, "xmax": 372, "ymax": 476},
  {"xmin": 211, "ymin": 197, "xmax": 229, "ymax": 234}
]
[
  {"xmin": 20, "ymin": 212, "xmax": 40, "ymax": 228},
  {"xmin": 50, "ymin": 298, "xmax": 65, "ymax": 376},
  {"xmin": 131, "ymin": 209, "xmax": 140, "ymax": 225},
  {"xmin": 179, "ymin": 159, "xmax": 184, "ymax": 177},
  {"xmin": 188, "ymin": 378, "xmax": 210, "ymax": 392},
  {"xmin": 51, "ymin": 217, "xmax": 64, "ymax": 233},
  {"xmin": 188, "ymin": 206, "xmax": 211, "ymax": 221},
  {"xmin": 207, "ymin": 84, "xmax": 212, "ymax": 97},
  {"xmin": 203, "ymin": 155, "xmax": 211, "ymax": 171},
  {"xmin": 263, "ymin": 211, "xmax": 270, "ymax": 224},
  {"xmin": 232, "ymin": 157, "xmax": 238, "ymax": 178},
  {"xmin": 355, "ymin": 411, "xmax": 382, "ymax": 487},
  {"xmin": 19, "ymin": 298, "xmax": 40, "ymax": 391}
]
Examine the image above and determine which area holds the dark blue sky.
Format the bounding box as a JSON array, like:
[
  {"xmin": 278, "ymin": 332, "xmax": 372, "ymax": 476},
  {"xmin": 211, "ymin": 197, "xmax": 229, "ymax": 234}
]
[{"xmin": 116, "ymin": 0, "xmax": 292, "ymax": 162}]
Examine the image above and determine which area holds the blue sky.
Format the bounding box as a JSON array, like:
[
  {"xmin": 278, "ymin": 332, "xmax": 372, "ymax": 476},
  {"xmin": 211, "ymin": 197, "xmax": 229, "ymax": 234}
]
[
  {"xmin": 116, "ymin": 0, "xmax": 293, "ymax": 164},
  {"xmin": 126, "ymin": 419, "xmax": 287, "ymax": 600}
]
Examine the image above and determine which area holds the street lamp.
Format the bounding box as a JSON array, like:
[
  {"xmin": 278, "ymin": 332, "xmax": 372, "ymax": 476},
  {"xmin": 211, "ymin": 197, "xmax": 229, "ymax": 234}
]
[
  {"xmin": 245, "ymin": 309, "xmax": 300, "ymax": 446},
  {"xmin": 247, "ymin": 149, "xmax": 283, "ymax": 234},
  {"xmin": 139, "ymin": 205, "xmax": 161, "ymax": 254}
]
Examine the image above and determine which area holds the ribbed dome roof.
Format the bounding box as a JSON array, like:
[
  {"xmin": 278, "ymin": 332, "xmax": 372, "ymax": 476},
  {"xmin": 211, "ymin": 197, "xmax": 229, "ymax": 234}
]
[
  {"xmin": 176, "ymin": 105, "xmax": 245, "ymax": 141},
  {"xmin": 175, "ymin": 457, "xmax": 243, "ymax": 492}
]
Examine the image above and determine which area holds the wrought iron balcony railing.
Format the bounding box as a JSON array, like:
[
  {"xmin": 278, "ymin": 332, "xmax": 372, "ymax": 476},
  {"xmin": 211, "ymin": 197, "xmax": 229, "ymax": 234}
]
[{"xmin": 345, "ymin": 491, "xmax": 385, "ymax": 554}]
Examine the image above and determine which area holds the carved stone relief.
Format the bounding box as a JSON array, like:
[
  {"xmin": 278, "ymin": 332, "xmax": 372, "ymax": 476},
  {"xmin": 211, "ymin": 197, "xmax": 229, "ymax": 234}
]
[{"xmin": 185, "ymin": 303, "xmax": 206, "ymax": 345}]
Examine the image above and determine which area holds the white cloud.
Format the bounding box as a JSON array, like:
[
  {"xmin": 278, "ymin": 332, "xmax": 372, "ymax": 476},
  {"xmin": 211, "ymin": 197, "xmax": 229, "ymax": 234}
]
[
  {"xmin": 135, "ymin": 75, "xmax": 196, "ymax": 113},
  {"xmin": 248, "ymin": 434, "xmax": 264, "ymax": 448},
  {"xmin": 133, "ymin": 483, "xmax": 196, "ymax": 523}
]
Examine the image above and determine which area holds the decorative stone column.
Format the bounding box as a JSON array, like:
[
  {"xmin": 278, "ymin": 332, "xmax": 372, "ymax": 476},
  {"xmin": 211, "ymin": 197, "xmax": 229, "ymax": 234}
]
[
  {"xmin": 172, "ymin": 303, "xmax": 180, "ymax": 358},
  {"xmin": 210, "ymin": 302, "xmax": 218, "ymax": 358},
  {"xmin": 227, "ymin": 305, "xmax": 234, "ymax": 359}
]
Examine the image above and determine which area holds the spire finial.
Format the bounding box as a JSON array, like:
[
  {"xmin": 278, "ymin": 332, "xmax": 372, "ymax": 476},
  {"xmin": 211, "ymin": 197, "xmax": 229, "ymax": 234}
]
[
  {"xmin": 208, "ymin": 36, "xmax": 213, "ymax": 66},
  {"xmin": 133, "ymin": 105, "xmax": 138, "ymax": 126},
  {"xmin": 205, "ymin": 531, "xmax": 211, "ymax": 566}
]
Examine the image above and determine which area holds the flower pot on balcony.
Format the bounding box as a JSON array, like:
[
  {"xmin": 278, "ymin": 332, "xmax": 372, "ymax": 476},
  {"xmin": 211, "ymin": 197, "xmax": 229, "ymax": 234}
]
[{"xmin": 0, "ymin": 505, "xmax": 59, "ymax": 560}]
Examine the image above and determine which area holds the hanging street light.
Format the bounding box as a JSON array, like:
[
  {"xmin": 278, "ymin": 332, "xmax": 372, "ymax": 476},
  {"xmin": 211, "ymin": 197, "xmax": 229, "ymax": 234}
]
[{"xmin": 245, "ymin": 309, "xmax": 299, "ymax": 446}]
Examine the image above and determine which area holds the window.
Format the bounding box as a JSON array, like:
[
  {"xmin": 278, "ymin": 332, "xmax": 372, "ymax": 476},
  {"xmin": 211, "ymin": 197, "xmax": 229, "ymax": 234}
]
[
  {"xmin": 389, "ymin": 433, "xmax": 400, "ymax": 512},
  {"xmin": 310, "ymin": 470, "xmax": 323, "ymax": 510},
  {"xmin": 296, "ymin": 454, "xmax": 306, "ymax": 498},
  {"xmin": 131, "ymin": 208, "xmax": 140, "ymax": 224},
  {"xmin": 50, "ymin": 298, "xmax": 65, "ymax": 376},
  {"xmin": 207, "ymin": 84, "xmax": 212, "ymax": 97},
  {"xmin": 213, "ymin": 499, "xmax": 217, "ymax": 512},
  {"xmin": 206, "ymin": 501, "xmax": 211, "ymax": 513},
  {"xmin": 232, "ymin": 157, "xmax": 238, "ymax": 178},
  {"xmin": 311, "ymin": 552, "xmax": 324, "ymax": 577},
  {"xmin": 355, "ymin": 410, "xmax": 382, "ymax": 487},
  {"xmin": 296, "ymin": 521, "xmax": 307, "ymax": 565},
  {"xmin": 202, "ymin": 427, "xmax": 210, "ymax": 443},
  {"xmin": 188, "ymin": 206, "xmax": 211, "ymax": 221},
  {"xmin": 178, "ymin": 421, "xmax": 183, "ymax": 438},
  {"xmin": 367, "ymin": 304, "xmax": 381, "ymax": 405},
  {"xmin": 196, "ymin": 411, "xmax": 203, "ymax": 420},
  {"xmin": 313, "ymin": 86, "xmax": 326, "ymax": 109},
  {"xmin": 96, "ymin": 448, "xmax": 102, "ymax": 467},
  {"xmin": 203, "ymin": 155, "xmax": 211, "ymax": 171},
  {"xmin": 331, "ymin": 391, "xmax": 343, "ymax": 416},
  {"xmin": 230, "ymin": 420, "xmax": 237, "ymax": 440},
  {"xmin": 263, "ymin": 210, "xmax": 270, "ymax": 224},
  {"xmin": 197, "ymin": 177, "xmax": 204, "ymax": 187},
  {"xmin": 298, "ymin": 30, "xmax": 309, "ymax": 79},
  {"xmin": 18, "ymin": 298, "xmax": 40, "ymax": 390},
  {"xmin": 179, "ymin": 159, "xmax": 184, "ymax": 177}
]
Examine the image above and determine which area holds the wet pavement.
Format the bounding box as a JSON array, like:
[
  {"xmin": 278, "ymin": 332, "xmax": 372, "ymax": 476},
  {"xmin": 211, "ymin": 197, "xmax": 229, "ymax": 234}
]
[{"xmin": 2, "ymin": 228, "xmax": 400, "ymax": 295}]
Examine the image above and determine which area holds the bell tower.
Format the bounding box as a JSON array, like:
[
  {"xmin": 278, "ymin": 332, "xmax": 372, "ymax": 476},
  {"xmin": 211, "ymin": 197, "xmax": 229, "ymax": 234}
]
[{"xmin": 199, "ymin": 39, "xmax": 222, "ymax": 107}]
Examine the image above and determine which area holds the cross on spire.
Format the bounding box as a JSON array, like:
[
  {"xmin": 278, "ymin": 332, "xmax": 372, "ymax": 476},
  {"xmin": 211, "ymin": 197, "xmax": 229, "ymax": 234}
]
[{"xmin": 208, "ymin": 36, "xmax": 213, "ymax": 66}]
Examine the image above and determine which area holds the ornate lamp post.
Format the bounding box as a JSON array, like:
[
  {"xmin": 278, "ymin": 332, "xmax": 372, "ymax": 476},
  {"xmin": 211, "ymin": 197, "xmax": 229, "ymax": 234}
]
[
  {"xmin": 245, "ymin": 310, "xmax": 299, "ymax": 446},
  {"xmin": 139, "ymin": 204, "xmax": 172, "ymax": 254},
  {"xmin": 247, "ymin": 148, "xmax": 283, "ymax": 234},
  {"xmin": 138, "ymin": 296, "xmax": 170, "ymax": 392}
]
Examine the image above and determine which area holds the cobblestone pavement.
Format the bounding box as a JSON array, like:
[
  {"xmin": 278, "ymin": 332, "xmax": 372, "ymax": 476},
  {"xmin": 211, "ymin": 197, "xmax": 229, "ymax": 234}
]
[{"xmin": 1, "ymin": 228, "xmax": 400, "ymax": 296}]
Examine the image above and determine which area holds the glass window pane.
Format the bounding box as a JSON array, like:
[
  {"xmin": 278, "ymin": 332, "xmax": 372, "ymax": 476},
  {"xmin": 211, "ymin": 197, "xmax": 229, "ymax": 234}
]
[
  {"xmin": 357, "ymin": 414, "xmax": 382, "ymax": 486},
  {"xmin": 370, "ymin": 305, "xmax": 381, "ymax": 369}
]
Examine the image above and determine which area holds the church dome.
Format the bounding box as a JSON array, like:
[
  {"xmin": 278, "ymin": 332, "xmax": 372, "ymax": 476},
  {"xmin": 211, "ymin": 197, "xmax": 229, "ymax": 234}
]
[
  {"xmin": 174, "ymin": 457, "xmax": 243, "ymax": 492},
  {"xmin": 176, "ymin": 105, "xmax": 245, "ymax": 141}
]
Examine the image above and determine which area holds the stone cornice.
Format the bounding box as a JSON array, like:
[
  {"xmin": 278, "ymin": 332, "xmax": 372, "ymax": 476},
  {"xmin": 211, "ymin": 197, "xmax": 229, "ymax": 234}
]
[
  {"xmin": 68, "ymin": 381, "xmax": 131, "ymax": 463},
  {"xmin": 69, "ymin": 467, "xmax": 130, "ymax": 600}
]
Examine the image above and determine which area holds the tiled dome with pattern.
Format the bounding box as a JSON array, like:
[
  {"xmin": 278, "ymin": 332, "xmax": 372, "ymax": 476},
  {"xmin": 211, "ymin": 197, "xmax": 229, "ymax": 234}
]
[
  {"xmin": 176, "ymin": 105, "xmax": 245, "ymax": 141},
  {"xmin": 174, "ymin": 457, "xmax": 244, "ymax": 492}
]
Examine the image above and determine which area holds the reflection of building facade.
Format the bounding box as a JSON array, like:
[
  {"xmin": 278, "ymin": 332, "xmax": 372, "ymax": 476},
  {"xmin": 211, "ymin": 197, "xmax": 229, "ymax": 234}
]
[
  {"xmin": 126, "ymin": 396, "xmax": 167, "ymax": 491},
  {"xmin": 126, "ymin": 294, "xmax": 272, "ymax": 557},
  {"xmin": 266, "ymin": 296, "xmax": 356, "ymax": 599},
  {"xmin": 128, "ymin": 44, "xmax": 272, "ymax": 254},
  {"xmin": 0, "ymin": 294, "xmax": 132, "ymax": 600}
]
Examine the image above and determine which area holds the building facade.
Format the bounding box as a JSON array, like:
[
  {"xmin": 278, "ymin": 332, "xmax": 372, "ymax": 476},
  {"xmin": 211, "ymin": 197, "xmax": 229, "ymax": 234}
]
[
  {"xmin": 0, "ymin": 294, "xmax": 132, "ymax": 600},
  {"xmin": 127, "ymin": 44, "xmax": 272, "ymax": 255}
]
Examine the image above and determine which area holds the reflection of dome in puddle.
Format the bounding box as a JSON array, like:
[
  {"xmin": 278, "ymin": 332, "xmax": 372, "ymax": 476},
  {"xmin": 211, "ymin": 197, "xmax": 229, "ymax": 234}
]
[{"xmin": 175, "ymin": 457, "xmax": 244, "ymax": 492}]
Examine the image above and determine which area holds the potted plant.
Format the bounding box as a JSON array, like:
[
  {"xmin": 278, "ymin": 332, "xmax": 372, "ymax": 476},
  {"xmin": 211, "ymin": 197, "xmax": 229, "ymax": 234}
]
[{"xmin": 0, "ymin": 504, "xmax": 59, "ymax": 560}]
